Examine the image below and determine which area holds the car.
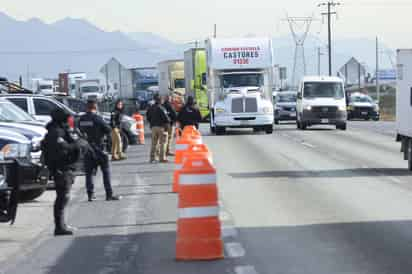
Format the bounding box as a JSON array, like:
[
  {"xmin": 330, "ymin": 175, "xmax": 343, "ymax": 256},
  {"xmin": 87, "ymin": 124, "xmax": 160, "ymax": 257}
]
[
  {"xmin": 347, "ymin": 93, "xmax": 380, "ymax": 121},
  {"xmin": 296, "ymin": 76, "xmax": 347, "ymax": 130},
  {"xmin": 0, "ymin": 128, "xmax": 48, "ymax": 202},
  {"xmin": 51, "ymin": 94, "xmax": 87, "ymax": 113},
  {"xmin": 1, "ymin": 94, "xmax": 138, "ymax": 151},
  {"xmin": 0, "ymin": 98, "xmax": 47, "ymax": 162},
  {"xmin": 274, "ymin": 91, "xmax": 298, "ymax": 124}
]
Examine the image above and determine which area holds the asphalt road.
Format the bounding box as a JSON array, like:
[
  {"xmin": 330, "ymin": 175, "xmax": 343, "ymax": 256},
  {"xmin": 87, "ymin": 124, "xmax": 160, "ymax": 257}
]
[{"xmin": 2, "ymin": 120, "xmax": 412, "ymax": 274}]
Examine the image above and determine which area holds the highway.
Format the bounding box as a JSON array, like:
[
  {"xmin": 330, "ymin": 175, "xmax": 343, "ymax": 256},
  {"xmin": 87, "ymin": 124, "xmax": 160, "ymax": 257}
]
[{"xmin": 2, "ymin": 121, "xmax": 412, "ymax": 274}]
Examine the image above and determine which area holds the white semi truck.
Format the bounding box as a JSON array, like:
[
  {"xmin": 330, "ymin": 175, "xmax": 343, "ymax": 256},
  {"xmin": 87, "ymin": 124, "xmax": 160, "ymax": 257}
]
[
  {"xmin": 396, "ymin": 49, "xmax": 412, "ymax": 171},
  {"xmin": 206, "ymin": 38, "xmax": 274, "ymax": 135},
  {"xmin": 75, "ymin": 79, "xmax": 104, "ymax": 102}
]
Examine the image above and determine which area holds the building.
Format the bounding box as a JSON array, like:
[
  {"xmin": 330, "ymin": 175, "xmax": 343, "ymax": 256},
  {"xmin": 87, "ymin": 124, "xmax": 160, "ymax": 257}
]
[
  {"xmin": 100, "ymin": 58, "xmax": 134, "ymax": 99},
  {"xmin": 339, "ymin": 57, "xmax": 367, "ymax": 87}
]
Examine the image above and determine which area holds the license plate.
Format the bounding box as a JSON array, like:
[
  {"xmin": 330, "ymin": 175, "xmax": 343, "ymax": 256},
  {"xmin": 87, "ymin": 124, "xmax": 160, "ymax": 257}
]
[
  {"xmin": 361, "ymin": 112, "xmax": 368, "ymax": 115},
  {"xmin": 240, "ymin": 120, "xmax": 249, "ymax": 125},
  {"xmin": 290, "ymin": 113, "xmax": 296, "ymax": 117},
  {"xmin": 321, "ymin": 119, "xmax": 329, "ymax": 124}
]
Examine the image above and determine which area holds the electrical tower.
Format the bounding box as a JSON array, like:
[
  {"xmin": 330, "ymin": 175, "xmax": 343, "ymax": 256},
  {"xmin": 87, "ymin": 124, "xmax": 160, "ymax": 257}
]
[{"xmin": 284, "ymin": 16, "xmax": 314, "ymax": 88}]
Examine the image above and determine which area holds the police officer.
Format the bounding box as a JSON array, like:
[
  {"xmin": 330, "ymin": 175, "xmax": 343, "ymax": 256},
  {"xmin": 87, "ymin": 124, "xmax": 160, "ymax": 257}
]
[
  {"xmin": 163, "ymin": 95, "xmax": 177, "ymax": 156},
  {"xmin": 177, "ymin": 96, "xmax": 202, "ymax": 130},
  {"xmin": 79, "ymin": 99, "xmax": 121, "ymax": 202},
  {"xmin": 147, "ymin": 95, "xmax": 170, "ymax": 163},
  {"xmin": 42, "ymin": 108, "xmax": 80, "ymax": 236}
]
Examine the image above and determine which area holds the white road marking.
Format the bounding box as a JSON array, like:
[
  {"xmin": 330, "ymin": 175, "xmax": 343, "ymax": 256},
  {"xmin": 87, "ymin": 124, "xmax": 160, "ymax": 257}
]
[
  {"xmin": 234, "ymin": 265, "xmax": 259, "ymax": 274},
  {"xmin": 388, "ymin": 176, "xmax": 402, "ymax": 183},
  {"xmin": 222, "ymin": 226, "xmax": 238, "ymax": 238},
  {"xmin": 301, "ymin": 142, "xmax": 316, "ymax": 148},
  {"xmin": 225, "ymin": 242, "xmax": 246, "ymax": 258}
]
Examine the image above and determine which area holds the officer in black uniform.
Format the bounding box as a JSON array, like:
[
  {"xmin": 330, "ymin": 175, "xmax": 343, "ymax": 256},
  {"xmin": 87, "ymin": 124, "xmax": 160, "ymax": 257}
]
[
  {"xmin": 42, "ymin": 108, "xmax": 80, "ymax": 236},
  {"xmin": 79, "ymin": 99, "xmax": 121, "ymax": 202},
  {"xmin": 177, "ymin": 96, "xmax": 202, "ymax": 129}
]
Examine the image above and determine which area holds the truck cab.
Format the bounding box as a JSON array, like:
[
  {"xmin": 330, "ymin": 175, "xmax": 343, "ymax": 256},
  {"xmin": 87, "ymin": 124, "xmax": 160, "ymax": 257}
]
[
  {"xmin": 296, "ymin": 76, "xmax": 347, "ymax": 130},
  {"xmin": 206, "ymin": 38, "xmax": 274, "ymax": 135}
]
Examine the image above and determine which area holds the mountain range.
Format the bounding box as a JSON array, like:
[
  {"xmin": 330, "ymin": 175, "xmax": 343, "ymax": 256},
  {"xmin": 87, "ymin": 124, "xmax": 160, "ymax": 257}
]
[{"xmin": 0, "ymin": 11, "xmax": 394, "ymax": 84}]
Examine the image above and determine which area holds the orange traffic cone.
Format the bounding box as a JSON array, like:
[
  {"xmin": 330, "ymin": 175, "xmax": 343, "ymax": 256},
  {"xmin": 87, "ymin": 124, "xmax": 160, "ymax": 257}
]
[
  {"xmin": 173, "ymin": 144, "xmax": 213, "ymax": 193},
  {"xmin": 176, "ymin": 156, "xmax": 223, "ymax": 261},
  {"xmin": 133, "ymin": 113, "xmax": 145, "ymax": 145}
]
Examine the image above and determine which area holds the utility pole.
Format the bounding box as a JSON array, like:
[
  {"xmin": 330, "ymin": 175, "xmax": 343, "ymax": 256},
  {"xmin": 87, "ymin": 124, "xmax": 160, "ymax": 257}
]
[
  {"xmin": 213, "ymin": 24, "xmax": 217, "ymax": 38},
  {"xmin": 376, "ymin": 36, "xmax": 380, "ymax": 103},
  {"xmin": 318, "ymin": 1, "xmax": 340, "ymax": 76},
  {"xmin": 317, "ymin": 47, "xmax": 324, "ymax": 76}
]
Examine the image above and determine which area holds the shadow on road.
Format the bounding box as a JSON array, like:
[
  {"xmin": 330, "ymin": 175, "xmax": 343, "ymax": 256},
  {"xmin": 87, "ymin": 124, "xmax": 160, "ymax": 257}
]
[
  {"xmin": 229, "ymin": 168, "xmax": 412, "ymax": 179},
  {"xmin": 31, "ymin": 219, "xmax": 412, "ymax": 274}
]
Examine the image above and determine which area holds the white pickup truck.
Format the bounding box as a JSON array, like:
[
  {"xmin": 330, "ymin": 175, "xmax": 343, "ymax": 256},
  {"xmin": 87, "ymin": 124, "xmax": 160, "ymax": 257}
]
[{"xmin": 206, "ymin": 38, "xmax": 274, "ymax": 135}]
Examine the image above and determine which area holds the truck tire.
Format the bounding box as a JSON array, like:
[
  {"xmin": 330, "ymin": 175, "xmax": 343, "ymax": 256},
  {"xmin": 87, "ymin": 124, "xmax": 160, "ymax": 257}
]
[
  {"xmin": 409, "ymin": 139, "xmax": 412, "ymax": 171},
  {"xmin": 337, "ymin": 123, "xmax": 347, "ymax": 131},
  {"xmin": 210, "ymin": 112, "xmax": 216, "ymax": 133},
  {"xmin": 216, "ymin": 126, "xmax": 226, "ymax": 135},
  {"xmin": 275, "ymin": 119, "xmax": 279, "ymax": 125},
  {"xmin": 19, "ymin": 188, "xmax": 46, "ymax": 202},
  {"xmin": 265, "ymin": 125, "xmax": 273, "ymax": 134},
  {"xmin": 301, "ymin": 122, "xmax": 307, "ymax": 130}
]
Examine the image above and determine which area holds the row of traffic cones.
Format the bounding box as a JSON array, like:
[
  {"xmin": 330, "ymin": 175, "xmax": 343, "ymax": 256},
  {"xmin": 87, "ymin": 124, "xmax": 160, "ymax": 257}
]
[{"xmin": 173, "ymin": 126, "xmax": 224, "ymax": 261}]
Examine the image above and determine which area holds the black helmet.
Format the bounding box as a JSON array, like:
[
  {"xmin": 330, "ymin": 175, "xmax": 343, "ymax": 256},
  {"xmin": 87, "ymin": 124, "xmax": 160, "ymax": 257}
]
[{"xmin": 51, "ymin": 108, "xmax": 70, "ymax": 123}]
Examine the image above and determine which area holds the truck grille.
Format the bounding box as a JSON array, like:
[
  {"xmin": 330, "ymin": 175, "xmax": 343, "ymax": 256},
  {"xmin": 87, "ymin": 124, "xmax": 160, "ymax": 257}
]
[
  {"xmin": 231, "ymin": 98, "xmax": 258, "ymax": 113},
  {"xmin": 354, "ymin": 106, "xmax": 373, "ymax": 113},
  {"xmin": 310, "ymin": 106, "xmax": 339, "ymax": 119},
  {"xmin": 232, "ymin": 98, "xmax": 244, "ymax": 113}
]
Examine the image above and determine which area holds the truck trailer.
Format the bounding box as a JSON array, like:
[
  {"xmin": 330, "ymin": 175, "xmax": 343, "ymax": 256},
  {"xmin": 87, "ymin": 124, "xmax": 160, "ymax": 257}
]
[
  {"xmin": 158, "ymin": 60, "xmax": 185, "ymax": 111},
  {"xmin": 396, "ymin": 49, "xmax": 412, "ymax": 171},
  {"xmin": 184, "ymin": 48, "xmax": 209, "ymax": 119},
  {"xmin": 206, "ymin": 37, "xmax": 274, "ymax": 135}
]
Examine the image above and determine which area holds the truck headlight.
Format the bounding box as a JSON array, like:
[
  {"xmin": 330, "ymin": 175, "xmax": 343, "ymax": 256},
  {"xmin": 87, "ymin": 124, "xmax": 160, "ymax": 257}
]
[
  {"xmin": 305, "ymin": 105, "xmax": 312, "ymax": 111},
  {"xmin": 0, "ymin": 144, "xmax": 30, "ymax": 160},
  {"xmin": 347, "ymin": 105, "xmax": 353, "ymax": 111},
  {"xmin": 262, "ymin": 107, "xmax": 273, "ymax": 114},
  {"xmin": 338, "ymin": 105, "xmax": 346, "ymax": 111},
  {"xmin": 215, "ymin": 108, "xmax": 225, "ymax": 114}
]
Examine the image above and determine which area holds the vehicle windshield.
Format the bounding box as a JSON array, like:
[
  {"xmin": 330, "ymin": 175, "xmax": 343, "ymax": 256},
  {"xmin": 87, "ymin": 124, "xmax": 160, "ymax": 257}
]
[
  {"xmin": 174, "ymin": 79, "xmax": 185, "ymax": 89},
  {"xmin": 222, "ymin": 73, "xmax": 264, "ymax": 88},
  {"xmin": 0, "ymin": 102, "xmax": 34, "ymax": 122},
  {"xmin": 277, "ymin": 93, "xmax": 297, "ymax": 103},
  {"xmin": 303, "ymin": 82, "xmax": 344, "ymax": 99},
  {"xmin": 39, "ymin": 85, "xmax": 53, "ymax": 90},
  {"xmin": 81, "ymin": 86, "xmax": 100, "ymax": 93},
  {"xmin": 351, "ymin": 96, "xmax": 373, "ymax": 103},
  {"xmin": 136, "ymin": 82, "xmax": 158, "ymax": 91}
]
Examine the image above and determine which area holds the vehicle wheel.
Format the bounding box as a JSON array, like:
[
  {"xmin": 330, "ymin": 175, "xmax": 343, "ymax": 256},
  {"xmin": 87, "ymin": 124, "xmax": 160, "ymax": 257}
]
[
  {"xmin": 408, "ymin": 139, "xmax": 412, "ymax": 171},
  {"xmin": 365, "ymin": 117, "xmax": 370, "ymax": 121},
  {"xmin": 265, "ymin": 125, "xmax": 273, "ymax": 134},
  {"xmin": 297, "ymin": 120, "xmax": 301, "ymax": 129},
  {"xmin": 253, "ymin": 127, "xmax": 260, "ymax": 132},
  {"xmin": 337, "ymin": 123, "xmax": 347, "ymax": 131},
  {"xmin": 275, "ymin": 119, "xmax": 279, "ymax": 125},
  {"xmin": 210, "ymin": 113, "xmax": 216, "ymax": 133},
  {"xmin": 19, "ymin": 188, "xmax": 46, "ymax": 202},
  {"xmin": 373, "ymin": 117, "xmax": 380, "ymax": 121},
  {"xmin": 301, "ymin": 122, "xmax": 307, "ymax": 130},
  {"xmin": 121, "ymin": 131, "xmax": 129, "ymax": 152},
  {"xmin": 216, "ymin": 126, "xmax": 226, "ymax": 135}
]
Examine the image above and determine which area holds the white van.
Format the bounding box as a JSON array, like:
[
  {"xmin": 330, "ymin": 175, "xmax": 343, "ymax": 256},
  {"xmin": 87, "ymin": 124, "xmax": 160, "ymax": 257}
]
[{"xmin": 296, "ymin": 76, "xmax": 347, "ymax": 130}]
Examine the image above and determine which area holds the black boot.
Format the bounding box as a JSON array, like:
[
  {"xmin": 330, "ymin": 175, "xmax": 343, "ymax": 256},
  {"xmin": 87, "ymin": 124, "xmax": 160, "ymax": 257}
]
[
  {"xmin": 106, "ymin": 194, "xmax": 121, "ymax": 201},
  {"xmin": 88, "ymin": 193, "xmax": 96, "ymax": 202},
  {"xmin": 54, "ymin": 227, "xmax": 74, "ymax": 236}
]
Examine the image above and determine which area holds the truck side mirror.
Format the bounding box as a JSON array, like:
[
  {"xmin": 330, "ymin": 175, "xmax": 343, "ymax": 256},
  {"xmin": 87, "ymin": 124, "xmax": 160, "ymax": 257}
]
[{"xmin": 201, "ymin": 73, "xmax": 207, "ymax": 86}]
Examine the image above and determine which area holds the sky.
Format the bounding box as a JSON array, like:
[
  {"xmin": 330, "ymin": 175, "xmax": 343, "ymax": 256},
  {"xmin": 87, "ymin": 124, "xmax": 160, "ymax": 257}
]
[{"xmin": 1, "ymin": 0, "xmax": 412, "ymax": 48}]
